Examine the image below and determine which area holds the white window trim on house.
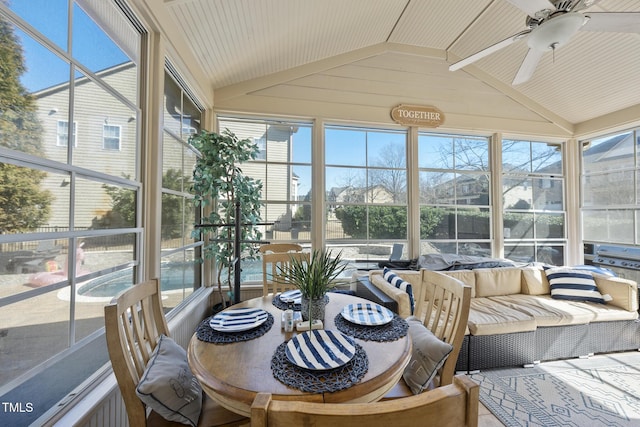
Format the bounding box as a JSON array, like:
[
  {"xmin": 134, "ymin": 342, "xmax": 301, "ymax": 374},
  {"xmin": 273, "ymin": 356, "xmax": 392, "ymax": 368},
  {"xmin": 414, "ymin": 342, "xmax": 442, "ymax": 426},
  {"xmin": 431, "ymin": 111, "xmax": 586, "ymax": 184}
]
[
  {"xmin": 102, "ymin": 123, "xmax": 121, "ymax": 150},
  {"xmin": 254, "ymin": 136, "xmax": 267, "ymax": 160},
  {"xmin": 57, "ymin": 120, "xmax": 78, "ymax": 147}
]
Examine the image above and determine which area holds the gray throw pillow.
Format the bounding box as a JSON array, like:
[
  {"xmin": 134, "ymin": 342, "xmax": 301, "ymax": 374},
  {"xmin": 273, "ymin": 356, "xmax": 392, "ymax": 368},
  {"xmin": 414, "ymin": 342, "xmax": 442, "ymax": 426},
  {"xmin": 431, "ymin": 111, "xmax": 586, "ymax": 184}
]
[
  {"xmin": 402, "ymin": 317, "xmax": 453, "ymax": 395},
  {"xmin": 136, "ymin": 334, "xmax": 202, "ymax": 427}
]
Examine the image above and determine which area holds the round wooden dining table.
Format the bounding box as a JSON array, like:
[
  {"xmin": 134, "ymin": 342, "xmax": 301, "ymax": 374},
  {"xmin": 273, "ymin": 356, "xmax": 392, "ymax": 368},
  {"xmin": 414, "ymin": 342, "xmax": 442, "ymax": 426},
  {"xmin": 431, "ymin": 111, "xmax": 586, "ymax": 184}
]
[{"xmin": 188, "ymin": 293, "xmax": 412, "ymax": 417}]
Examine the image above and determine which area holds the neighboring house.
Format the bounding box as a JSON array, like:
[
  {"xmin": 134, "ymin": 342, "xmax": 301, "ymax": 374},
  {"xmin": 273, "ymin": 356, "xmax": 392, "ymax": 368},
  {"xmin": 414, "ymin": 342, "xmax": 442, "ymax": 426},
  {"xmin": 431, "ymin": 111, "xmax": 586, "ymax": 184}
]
[
  {"xmin": 328, "ymin": 184, "xmax": 395, "ymax": 205},
  {"xmin": 428, "ymin": 167, "xmax": 562, "ymax": 211},
  {"xmin": 582, "ymin": 132, "xmax": 639, "ymax": 206},
  {"xmin": 35, "ymin": 65, "xmax": 300, "ymax": 232},
  {"xmin": 427, "ymin": 174, "xmax": 490, "ymax": 206},
  {"xmin": 504, "ymin": 133, "xmax": 637, "ymax": 213},
  {"xmin": 35, "ymin": 62, "xmax": 138, "ymax": 229},
  {"xmin": 225, "ymin": 121, "xmax": 300, "ymax": 231}
]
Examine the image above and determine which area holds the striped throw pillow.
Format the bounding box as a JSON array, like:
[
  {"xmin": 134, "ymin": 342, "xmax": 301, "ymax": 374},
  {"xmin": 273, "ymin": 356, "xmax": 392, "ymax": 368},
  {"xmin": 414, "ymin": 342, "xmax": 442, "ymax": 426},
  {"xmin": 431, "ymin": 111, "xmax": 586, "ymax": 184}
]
[
  {"xmin": 545, "ymin": 267, "xmax": 612, "ymax": 304},
  {"xmin": 383, "ymin": 267, "xmax": 414, "ymax": 314}
]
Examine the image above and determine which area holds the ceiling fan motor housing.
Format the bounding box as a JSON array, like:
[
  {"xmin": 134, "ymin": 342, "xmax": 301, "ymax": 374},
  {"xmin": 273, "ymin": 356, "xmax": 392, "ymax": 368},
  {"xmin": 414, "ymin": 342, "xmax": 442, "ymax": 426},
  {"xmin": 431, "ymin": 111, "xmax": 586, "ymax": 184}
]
[{"xmin": 527, "ymin": 12, "xmax": 587, "ymax": 50}]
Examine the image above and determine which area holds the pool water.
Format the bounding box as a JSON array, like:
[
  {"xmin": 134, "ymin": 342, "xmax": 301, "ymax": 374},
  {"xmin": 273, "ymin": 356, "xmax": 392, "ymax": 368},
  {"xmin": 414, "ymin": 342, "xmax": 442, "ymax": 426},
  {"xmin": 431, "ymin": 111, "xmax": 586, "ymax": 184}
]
[
  {"xmin": 77, "ymin": 258, "xmax": 354, "ymax": 298},
  {"xmin": 77, "ymin": 260, "xmax": 264, "ymax": 298}
]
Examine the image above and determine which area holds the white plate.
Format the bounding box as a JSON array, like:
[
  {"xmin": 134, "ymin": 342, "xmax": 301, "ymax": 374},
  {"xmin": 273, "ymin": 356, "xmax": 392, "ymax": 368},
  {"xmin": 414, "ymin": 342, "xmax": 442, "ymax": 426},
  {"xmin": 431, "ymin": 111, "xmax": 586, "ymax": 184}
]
[
  {"xmin": 341, "ymin": 303, "xmax": 394, "ymax": 326},
  {"xmin": 285, "ymin": 330, "xmax": 355, "ymax": 370},
  {"xmin": 279, "ymin": 289, "xmax": 302, "ymax": 304},
  {"xmin": 209, "ymin": 308, "xmax": 268, "ymax": 332}
]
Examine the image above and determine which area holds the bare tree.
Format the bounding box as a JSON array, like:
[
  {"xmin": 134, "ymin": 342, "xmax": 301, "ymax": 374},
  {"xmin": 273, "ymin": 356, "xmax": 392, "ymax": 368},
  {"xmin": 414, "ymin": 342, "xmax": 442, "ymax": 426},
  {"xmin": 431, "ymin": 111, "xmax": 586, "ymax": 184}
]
[
  {"xmin": 369, "ymin": 142, "xmax": 407, "ymax": 203},
  {"xmin": 328, "ymin": 168, "xmax": 366, "ymax": 204},
  {"xmin": 426, "ymin": 137, "xmax": 560, "ymax": 205}
]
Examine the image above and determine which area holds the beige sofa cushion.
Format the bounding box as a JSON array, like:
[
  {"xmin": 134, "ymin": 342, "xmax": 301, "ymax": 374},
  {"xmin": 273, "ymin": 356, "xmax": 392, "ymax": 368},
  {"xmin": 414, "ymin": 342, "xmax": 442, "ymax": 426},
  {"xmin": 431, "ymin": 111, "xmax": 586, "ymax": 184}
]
[
  {"xmin": 593, "ymin": 273, "xmax": 639, "ymax": 312},
  {"xmin": 467, "ymin": 298, "xmax": 536, "ymax": 335},
  {"xmin": 521, "ymin": 266, "xmax": 550, "ymax": 295},
  {"xmin": 490, "ymin": 295, "xmax": 595, "ymax": 326},
  {"xmin": 566, "ymin": 300, "xmax": 639, "ymax": 322},
  {"xmin": 440, "ymin": 270, "xmax": 476, "ymax": 298},
  {"xmin": 474, "ymin": 267, "xmax": 522, "ymax": 297}
]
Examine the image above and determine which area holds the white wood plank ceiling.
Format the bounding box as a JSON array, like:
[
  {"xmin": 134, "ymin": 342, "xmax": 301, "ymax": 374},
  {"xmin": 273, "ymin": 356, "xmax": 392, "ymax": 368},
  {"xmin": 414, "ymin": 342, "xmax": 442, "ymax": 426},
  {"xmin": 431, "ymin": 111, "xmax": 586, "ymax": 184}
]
[{"xmin": 151, "ymin": 0, "xmax": 640, "ymax": 134}]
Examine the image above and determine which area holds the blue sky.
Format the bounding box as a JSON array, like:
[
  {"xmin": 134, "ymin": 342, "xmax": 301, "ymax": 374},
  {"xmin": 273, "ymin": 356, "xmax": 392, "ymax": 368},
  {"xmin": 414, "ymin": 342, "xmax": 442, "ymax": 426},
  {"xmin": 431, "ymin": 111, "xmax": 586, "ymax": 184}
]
[
  {"xmin": 7, "ymin": 0, "xmax": 410, "ymax": 196},
  {"xmin": 9, "ymin": 0, "xmax": 128, "ymax": 92}
]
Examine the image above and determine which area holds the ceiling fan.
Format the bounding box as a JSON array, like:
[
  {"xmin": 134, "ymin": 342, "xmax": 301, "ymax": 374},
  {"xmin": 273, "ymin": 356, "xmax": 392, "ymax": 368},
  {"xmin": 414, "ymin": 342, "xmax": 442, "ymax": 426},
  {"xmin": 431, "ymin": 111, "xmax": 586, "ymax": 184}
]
[{"xmin": 449, "ymin": 0, "xmax": 640, "ymax": 85}]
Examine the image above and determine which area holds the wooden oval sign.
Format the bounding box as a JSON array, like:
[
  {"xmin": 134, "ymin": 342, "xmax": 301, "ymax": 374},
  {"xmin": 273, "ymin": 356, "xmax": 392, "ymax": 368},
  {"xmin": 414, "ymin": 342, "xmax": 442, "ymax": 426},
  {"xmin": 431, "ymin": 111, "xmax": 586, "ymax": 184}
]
[{"xmin": 391, "ymin": 104, "xmax": 445, "ymax": 127}]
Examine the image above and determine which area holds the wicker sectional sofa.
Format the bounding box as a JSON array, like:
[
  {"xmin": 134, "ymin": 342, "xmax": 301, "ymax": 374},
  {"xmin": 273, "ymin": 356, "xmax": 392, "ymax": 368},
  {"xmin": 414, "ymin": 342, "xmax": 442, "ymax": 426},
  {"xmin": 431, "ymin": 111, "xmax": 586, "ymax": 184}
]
[{"xmin": 368, "ymin": 265, "xmax": 640, "ymax": 371}]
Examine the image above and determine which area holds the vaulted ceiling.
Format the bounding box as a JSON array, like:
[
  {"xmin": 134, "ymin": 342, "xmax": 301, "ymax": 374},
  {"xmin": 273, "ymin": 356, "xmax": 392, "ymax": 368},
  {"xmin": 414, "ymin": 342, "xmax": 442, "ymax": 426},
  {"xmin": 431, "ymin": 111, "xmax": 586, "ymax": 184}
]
[{"xmin": 142, "ymin": 0, "xmax": 640, "ymax": 138}]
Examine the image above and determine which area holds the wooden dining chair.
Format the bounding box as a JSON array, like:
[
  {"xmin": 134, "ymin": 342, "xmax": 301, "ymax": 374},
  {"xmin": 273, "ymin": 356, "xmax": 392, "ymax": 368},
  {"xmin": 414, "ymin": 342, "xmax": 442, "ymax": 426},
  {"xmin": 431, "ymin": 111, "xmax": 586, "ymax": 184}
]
[
  {"xmin": 261, "ymin": 252, "xmax": 310, "ymax": 295},
  {"xmin": 258, "ymin": 243, "xmax": 303, "ymax": 255},
  {"xmin": 415, "ymin": 269, "xmax": 472, "ymax": 387},
  {"xmin": 104, "ymin": 279, "xmax": 248, "ymax": 427},
  {"xmin": 250, "ymin": 374, "xmax": 479, "ymax": 427},
  {"xmin": 384, "ymin": 270, "xmax": 472, "ymax": 398}
]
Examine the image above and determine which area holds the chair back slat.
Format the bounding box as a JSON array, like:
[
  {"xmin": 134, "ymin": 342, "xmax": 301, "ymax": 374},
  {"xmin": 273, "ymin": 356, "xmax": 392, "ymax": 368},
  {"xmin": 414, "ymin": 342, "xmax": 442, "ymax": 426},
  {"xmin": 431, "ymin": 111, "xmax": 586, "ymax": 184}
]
[
  {"xmin": 251, "ymin": 374, "xmax": 479, "ymax": 427},
  {"xmin": 120, "ymin": 308, "xmax": 144, "ymax": 378}
]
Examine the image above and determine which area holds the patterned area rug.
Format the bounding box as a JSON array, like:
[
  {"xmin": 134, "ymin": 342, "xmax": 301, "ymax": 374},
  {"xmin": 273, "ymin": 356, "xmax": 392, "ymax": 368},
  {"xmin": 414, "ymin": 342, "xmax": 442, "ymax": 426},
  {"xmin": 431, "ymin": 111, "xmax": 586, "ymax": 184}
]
[{"xmin": 470, "ymin": 352, "xmax": 640, "ymax": 427}]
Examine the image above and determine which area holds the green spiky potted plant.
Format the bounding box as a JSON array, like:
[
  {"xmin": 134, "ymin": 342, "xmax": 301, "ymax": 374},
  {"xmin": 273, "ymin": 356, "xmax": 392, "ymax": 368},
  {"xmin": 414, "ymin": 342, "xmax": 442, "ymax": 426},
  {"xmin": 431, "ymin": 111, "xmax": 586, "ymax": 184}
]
[{"xmin": 278, "ymin": 249, "xmax": 346, "ymax": 325}]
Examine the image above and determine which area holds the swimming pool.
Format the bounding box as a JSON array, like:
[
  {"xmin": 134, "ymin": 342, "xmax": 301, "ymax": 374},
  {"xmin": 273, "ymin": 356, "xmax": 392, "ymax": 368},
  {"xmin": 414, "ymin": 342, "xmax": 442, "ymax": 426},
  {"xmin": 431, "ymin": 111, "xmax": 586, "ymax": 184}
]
[
  {"xmin": 77, "ymin": 260, "xmax": 264, "ymax": 298},
  {"xmin": 77, "ymin": 258, "xmax": 355, "ymax": 298}
]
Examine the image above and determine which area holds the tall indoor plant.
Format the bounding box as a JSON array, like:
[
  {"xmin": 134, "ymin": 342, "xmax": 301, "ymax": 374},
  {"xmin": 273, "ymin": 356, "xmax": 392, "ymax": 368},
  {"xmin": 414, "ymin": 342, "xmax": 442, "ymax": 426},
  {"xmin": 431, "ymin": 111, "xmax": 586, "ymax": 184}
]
[
  {"xmin": 279, "ymin": 249, "xmax": 346, "ymax": 322},
  {"xmin": 190, "ymin": 128, "xmax": 263, "ymax": 307}
]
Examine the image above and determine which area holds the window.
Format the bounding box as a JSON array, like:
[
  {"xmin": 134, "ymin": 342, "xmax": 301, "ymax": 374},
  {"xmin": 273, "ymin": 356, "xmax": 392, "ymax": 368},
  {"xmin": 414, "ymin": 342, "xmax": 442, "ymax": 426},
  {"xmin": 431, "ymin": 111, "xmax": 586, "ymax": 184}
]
[
  {"xmin": 0, "ymin": 0, "xmax": 143, "ymax": 423},
  {"xmin": 103, "ymin": 124, "xmax": 121, "ymax": 150},
  {"xmin": 503, "ymin": 139, "xmax": 565, "ymax": 264},
  {"xmin": 325, "ymin": 125, "xmax": 408, "ymax": 260},
  {"xmin": 218, "ymin": 117, "xmax": 313, "ymax": 281},
  {"xmin": 161, "ymin": 69, "xmax": 203, "ymax": 305},
  {"xmin": 582, "ymin": 129, "xmax": 639, "ymax": 244},
  {"xmin": 57, "ymin": 120, "xmax": 77, "ymax": 147},
  {"xmin": 418, "ymin": 133, "xmax": 491, "ymax": 256}
]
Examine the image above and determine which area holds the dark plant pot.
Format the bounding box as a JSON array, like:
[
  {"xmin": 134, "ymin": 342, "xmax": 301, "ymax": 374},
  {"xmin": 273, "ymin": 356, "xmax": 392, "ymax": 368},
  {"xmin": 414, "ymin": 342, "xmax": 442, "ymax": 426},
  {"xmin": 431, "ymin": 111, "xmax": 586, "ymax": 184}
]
[{"xmin": 300, "ymin": 296, "xmax": 326, "ymax": 322}]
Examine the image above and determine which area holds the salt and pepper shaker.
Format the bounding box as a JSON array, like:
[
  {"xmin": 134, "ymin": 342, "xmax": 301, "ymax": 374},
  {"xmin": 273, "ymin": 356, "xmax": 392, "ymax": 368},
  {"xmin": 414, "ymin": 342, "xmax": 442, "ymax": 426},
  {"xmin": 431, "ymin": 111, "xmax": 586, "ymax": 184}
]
[{"xmin": 284, "ymin": 308, "xmax": 294, "ymax": 332}]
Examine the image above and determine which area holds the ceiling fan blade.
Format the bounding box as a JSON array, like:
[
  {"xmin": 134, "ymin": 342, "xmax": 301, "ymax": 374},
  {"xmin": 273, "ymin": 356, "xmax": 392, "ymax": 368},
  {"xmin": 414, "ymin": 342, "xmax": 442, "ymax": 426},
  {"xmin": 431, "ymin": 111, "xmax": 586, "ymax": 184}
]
[
  {"xmin": 449, "ymin": 29, "xmax": 531, "ymax": 71},
  {"xmin": 581, "ymin": 12, "xmax": 640, "ymax": 33},
  {"xmin": 512, "ymin": 48, "xmax": 545, "ymax": 85},
  {"xmin": 506, "ymin": 0, "xmax": 556, "ymax": 18},
  {"xmin": 570, "ymin": 0, "xmax": 602, "ymax": 13}
]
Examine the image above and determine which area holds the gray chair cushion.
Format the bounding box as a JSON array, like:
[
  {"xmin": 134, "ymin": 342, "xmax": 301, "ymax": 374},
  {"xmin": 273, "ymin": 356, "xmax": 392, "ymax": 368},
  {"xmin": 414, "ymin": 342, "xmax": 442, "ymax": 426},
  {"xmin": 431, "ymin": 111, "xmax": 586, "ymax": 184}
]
[
  {"xmin": 402, "ymin": 317, "xmax": 453, "ymax": 394},
  {"xmin": 136, "ymin": 335, "xmax": 202, "ymax": 426}
]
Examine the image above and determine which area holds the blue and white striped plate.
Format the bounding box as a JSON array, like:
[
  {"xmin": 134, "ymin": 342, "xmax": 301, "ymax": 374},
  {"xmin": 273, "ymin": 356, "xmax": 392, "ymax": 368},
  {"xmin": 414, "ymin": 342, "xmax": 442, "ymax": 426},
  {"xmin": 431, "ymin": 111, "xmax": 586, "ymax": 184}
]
[
  {"xmin": 341, "ymin": 303, "xmax": 394, "ymax": 326},
  {"xmin": 279, "ymin": 289, "xmax": 302, "ymax": 304},
  {"xmin": 285, "ymin": 330, "xmax": 355, "ymax": 370},
  {"xmin": 209, "ymin": 308, "xmax": 268, "ymax": 332}
]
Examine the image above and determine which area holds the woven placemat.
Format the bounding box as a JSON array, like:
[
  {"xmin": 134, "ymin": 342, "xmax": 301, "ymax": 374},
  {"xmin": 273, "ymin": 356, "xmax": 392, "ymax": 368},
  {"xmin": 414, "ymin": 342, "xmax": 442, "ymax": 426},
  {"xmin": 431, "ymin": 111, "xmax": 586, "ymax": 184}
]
[
  {"xmin": 272, "ymin": 294, "xmax": 330, "ymax": 311},
  {"xmin": 334, "ymin": 313, "xmax": 408, "ymax": 342},
  {"xmin": 196, "ymin": 313, "xmax": 274, "ymax": 344},
  {"xmin": 271, "ymin": 340, "xmax": 368, "ymax": 393}
]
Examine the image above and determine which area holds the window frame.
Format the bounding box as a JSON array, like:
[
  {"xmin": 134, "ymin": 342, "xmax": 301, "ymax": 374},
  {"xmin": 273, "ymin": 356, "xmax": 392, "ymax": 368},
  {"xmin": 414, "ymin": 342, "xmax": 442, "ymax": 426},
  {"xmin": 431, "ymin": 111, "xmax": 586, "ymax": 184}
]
[
  {"xmin": 216, "ymin": 116, "xmax": 314, "ymax": 283},
  {"xmin": 418, "ymin": 132, "xmax": 492, "ymax": 257},
  {"xmin": 502, "ymin": 138, "xmax": 566, "ymax": 265},
  {"xmin": 0, "ymin": 1, "xmax": 146, "ymax": 423},
  {"xmin": 581, "ymin": 128, "xmax": 640, "ymax": 245},
  {"xmin": 324, "ymin": 124, "xmax": 409, "ymax": 258},
  {"xmin": 160, "ymin": 66, "xmax": 204, "ymax": 301}
]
